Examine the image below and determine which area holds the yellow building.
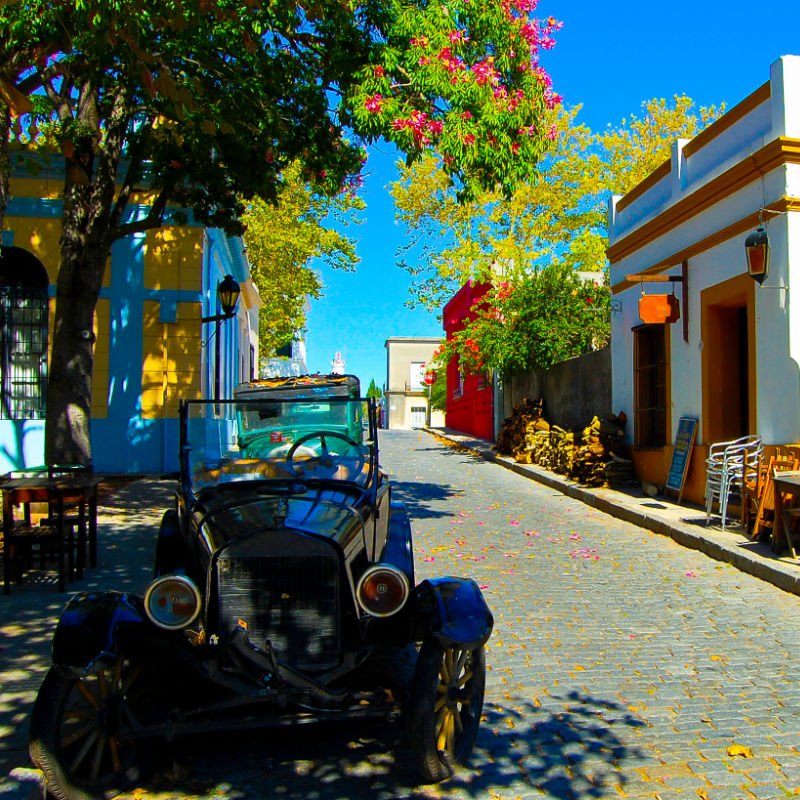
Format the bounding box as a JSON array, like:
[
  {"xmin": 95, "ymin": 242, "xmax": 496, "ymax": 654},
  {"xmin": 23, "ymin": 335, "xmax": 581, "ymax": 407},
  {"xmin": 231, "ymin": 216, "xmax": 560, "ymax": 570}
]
[{"xmin": 1, "ymin": 170, "xmax": 260, "ymax": 473}]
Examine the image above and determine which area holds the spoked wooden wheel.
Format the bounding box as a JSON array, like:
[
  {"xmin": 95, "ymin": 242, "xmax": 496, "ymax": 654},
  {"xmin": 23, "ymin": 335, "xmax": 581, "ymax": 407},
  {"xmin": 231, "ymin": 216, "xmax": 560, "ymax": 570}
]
[
  {"xmin": 29, "ymin": 659, "xmax": 158, "ymax": 800},
  {"xmin": 409, "ymin": 637, "xmax": 486, "ymax": 783}
]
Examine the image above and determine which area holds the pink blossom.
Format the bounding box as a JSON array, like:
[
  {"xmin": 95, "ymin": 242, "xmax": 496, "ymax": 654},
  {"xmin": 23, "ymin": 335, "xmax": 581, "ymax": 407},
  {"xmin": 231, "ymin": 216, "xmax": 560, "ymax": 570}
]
[
  {"xmin": 427, "ymin": 119, "xmax": 444, "ymax": 136},
  {"xmin": 544, "ymin": 89, "xmax": 562, "ymax": 109},
  {"xmin": 411, "ymin": 36, "xmax": 429, "ymax": 47},
  {"xmin": 392, "ymin": 110, "xmax": 436, "ymax": 145},
  {"xmin": 471, "ymin": 59, "xmax": 498, "ymax": 86},
  {"xmin": 461, "ymin": 110, "xmax": 473, "ymax": 120},
  {"xmin": 364, "ymin": 94, "xmax": 384, "ymax": 113},
  {"xmin": 464, "ymin": 133, "xmax": 476, "ymax": 145},
  {"xmin": 448, "ymin": 29, "xmax": 468, "ymax": 43},
  {"xmin": 546, "ymin": 122, "xmax": 558, "ymax": 140},
  {"xmin": 519, "ymin": 21, "xmax": 540, "ymax": 46},
  {"xmin": 374, "ymin": 65, "xmax": 385, "ymax": 77},
  {"xmin": 534, "ymin": 65, "xmax": 553, "ymax": 87},
  {"xmin": 438, "ymin": 46, "xmax": 465, "ymax": 74}
]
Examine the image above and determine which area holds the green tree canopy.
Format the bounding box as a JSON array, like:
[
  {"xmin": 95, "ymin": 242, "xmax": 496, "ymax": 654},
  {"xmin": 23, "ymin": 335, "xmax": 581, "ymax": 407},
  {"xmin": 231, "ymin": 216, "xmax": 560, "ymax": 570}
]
[
  {"xmin": 393, "ymin": 96, "xmax": 723, "ymax": 311},
  {"xmin": 242, "ymin": 162, "xmax": 364, "ymax": 360},
  {"xmin": 0, "ymin": 0, "xmax": 563, "ymax": 464},
  {"xmin": 408, "ymin": 95, "xmax": 723, "ymax": 375}
]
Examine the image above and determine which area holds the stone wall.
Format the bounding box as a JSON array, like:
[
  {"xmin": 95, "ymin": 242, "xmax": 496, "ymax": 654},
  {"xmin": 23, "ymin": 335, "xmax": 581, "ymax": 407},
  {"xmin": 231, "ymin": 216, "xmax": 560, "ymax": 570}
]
[{"xmin": 502, "ymin": 347, "xmax": 612, "ymax": 433}]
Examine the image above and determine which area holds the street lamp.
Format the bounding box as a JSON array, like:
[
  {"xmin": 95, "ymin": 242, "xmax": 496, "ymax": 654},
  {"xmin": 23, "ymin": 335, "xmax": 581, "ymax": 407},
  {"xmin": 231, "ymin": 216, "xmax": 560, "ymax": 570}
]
[
  {"xmin": 202, "ymin": 274, "xmax": 241, "ymax": 323},
  {"xmin": 745, "ymin": 225, "xmax": 770, "ymax": 285}
]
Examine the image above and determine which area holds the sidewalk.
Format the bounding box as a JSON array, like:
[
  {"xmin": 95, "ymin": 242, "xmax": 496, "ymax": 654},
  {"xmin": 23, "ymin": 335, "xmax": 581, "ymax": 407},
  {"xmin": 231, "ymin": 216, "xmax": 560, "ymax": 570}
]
[
  {"xmin": 0, "ymin": 478, "xmax": 176, "ymax": 800},
  {"xmin": 426, "ymin": 426, "xmax": 800, "ymax": 598}
]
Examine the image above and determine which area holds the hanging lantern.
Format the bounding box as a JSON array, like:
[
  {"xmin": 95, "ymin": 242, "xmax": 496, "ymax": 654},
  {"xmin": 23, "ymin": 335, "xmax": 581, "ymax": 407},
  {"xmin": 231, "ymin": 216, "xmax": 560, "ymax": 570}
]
[{"xmin": 745, "ymin": 225, "xmax": 770, "ymax": 284}]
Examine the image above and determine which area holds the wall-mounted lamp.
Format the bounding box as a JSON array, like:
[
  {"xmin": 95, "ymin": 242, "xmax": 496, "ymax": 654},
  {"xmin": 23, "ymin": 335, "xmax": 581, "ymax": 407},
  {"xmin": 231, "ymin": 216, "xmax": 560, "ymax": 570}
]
[
  {"xmin": 201, "ymin": 274, "xmax": 241, "ymax": 349},
  {"xmin": 202, "ymin": 274, "xmax": 241, "ymax": 323},
  {"xmin": 745, "ymin": 225, "xmax": 770, "ymax": 284}
]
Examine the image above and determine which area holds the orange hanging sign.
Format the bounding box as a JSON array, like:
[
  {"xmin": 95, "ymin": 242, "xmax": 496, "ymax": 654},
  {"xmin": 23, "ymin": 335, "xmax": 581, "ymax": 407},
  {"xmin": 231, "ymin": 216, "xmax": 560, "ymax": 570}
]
[{"xmin": 638, "ymin": 294, "xmax": 680, "ymax": 324}]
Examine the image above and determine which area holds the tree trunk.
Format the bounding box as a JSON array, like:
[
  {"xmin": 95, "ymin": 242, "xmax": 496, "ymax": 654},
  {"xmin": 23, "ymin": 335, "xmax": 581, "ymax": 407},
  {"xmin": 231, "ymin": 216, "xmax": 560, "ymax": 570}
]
[
  {"xmin": 44, "ymin": 236, "xmax": 108, "ymax": 466},
  {"xmin": 44, "ymin": 164, "xmax": 114, "ymax": 466}
]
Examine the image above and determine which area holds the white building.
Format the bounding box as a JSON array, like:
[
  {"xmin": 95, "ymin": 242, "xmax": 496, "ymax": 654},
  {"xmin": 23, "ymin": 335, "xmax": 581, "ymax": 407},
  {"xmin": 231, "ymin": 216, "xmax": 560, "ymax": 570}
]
[
  {"xmin": 384, "ymin": 336, "xmax": 445, "ymax": 429},
  {"xmin": 607, "ymin": 54, "xmax": 800, "ymax": 504}
]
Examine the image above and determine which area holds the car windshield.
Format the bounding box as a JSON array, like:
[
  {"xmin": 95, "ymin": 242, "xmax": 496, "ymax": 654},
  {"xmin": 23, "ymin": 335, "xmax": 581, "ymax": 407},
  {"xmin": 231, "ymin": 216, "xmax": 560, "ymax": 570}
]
[{"xmin": 182, "ymin": 397, "xmax": 375, "ymax": 493}]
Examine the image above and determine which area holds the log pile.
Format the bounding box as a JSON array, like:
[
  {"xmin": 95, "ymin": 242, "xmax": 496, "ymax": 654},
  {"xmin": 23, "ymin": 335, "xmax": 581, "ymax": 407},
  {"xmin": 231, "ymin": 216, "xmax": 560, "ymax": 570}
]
[
  {"xmin": 569, "ymin": 413, "xmax": 636, "ymax": 487},
  {"xmin": 495, "ymin": 401, "xmax": 637, "ymax": 488},
  {"xmin": 495, "ymin": 398, "xmax": 549, "ymax": 460}
]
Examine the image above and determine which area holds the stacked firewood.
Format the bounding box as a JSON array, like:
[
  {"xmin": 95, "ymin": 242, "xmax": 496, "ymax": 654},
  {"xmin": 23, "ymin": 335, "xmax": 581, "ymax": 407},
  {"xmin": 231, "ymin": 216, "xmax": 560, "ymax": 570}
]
[
  {"xmin": 495, "ymin": 398, "xmax": 549, "ymax": 460},
  {"xmin": 569, "ymin": 413, "xmax": 637, "ymax": 487},
  {"xmin": 495, "ymin": 402, "xmax": 637, "ymax": 488}
]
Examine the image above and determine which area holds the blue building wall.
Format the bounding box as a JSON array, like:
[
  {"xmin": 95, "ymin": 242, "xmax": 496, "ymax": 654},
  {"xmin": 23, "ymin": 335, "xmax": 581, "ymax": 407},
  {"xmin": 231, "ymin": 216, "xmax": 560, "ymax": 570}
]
[{"xmin": 2, "ymin": 177, "xmax": 257, "ymax": 475}]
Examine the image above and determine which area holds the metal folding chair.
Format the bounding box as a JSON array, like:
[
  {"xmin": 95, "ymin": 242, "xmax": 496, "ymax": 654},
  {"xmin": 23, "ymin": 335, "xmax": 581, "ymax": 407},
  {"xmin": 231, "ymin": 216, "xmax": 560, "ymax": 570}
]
[{"xmin": 705, "ymin": 436, "xmax": 762, "ymax": 531}]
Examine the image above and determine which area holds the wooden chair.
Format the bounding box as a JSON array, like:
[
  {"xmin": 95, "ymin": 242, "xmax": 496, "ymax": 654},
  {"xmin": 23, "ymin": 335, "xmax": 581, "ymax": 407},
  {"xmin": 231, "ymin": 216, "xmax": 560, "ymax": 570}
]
[
  {"xmin": 751, "ymin": 453, "xmax": 800, "ymax": 544},
  {"xmin": 37, "ymin": 465, "xmax": 93, "ymax": 577},
  {"xmin": 743, "ymin": 455, "xmax": 770, "ymax": 537},
  {"xmin": 2, "ymin": 487, "xmax": 73, "ymax": 594}
]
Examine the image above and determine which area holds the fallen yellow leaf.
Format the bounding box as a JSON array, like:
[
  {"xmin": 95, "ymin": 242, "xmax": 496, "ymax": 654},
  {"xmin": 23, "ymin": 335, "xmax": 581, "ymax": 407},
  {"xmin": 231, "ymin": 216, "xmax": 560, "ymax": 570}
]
[{"xmin": 726, "ymin": 744, "xmax": 753, "ymax": 758}]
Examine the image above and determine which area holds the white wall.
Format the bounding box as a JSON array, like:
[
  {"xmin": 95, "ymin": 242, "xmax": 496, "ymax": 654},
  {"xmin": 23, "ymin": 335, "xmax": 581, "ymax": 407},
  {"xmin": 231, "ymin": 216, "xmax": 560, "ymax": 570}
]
[{"xmin": 610, "ymin": 55, "xmax": 800, "ymax": 446}]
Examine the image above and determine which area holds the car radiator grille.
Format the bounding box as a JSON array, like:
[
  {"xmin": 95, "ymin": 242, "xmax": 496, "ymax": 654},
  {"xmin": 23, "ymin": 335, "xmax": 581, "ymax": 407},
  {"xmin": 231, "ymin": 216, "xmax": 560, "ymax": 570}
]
[{"xmin": 217, "ymin": 551, "xmax": 341, "ymax": 672}]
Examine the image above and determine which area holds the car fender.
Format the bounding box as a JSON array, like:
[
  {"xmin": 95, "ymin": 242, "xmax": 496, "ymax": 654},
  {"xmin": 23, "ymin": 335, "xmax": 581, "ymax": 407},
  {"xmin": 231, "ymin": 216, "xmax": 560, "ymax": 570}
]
[
  {"xmin": 383, "ymin": 501, "xmax": 414, "ymax": 583},
  {"xmin": 154, "ymin": 508, "xmax": 185, "ymax": 577},
  {"xmin": 411, "ymin": 577, "xmax": 494, "ymax": 649},
  {"xmin": 52, "ymin": 590, "xmax": 196, "ymax": 676},
  {"xmin": 51, "ymin": 591, "xmax": 150, "ymax": 673}
]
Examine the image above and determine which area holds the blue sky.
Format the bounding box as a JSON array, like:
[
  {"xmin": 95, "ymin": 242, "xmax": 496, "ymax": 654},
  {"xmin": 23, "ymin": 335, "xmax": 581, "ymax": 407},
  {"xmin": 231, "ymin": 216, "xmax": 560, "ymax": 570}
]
[{"xmin": 304, "ymin": 0, "xmax": 799, "ymax": 390}]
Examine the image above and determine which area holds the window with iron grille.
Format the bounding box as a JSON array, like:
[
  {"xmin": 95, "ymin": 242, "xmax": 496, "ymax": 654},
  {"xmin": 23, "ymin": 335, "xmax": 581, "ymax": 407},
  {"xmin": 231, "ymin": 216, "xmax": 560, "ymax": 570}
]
[
  {"xmin": 633, "ymin": 325, "xmax": 667, "ymax": 447},
  {"xmin": 0, "ymin": 285, "xmax": 48, "ymax": 420}
]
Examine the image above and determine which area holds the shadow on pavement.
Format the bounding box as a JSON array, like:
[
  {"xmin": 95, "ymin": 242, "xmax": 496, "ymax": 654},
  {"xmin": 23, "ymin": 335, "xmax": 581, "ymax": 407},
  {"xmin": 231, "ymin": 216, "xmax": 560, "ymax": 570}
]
[
  {"xmin": 0, "ymin": 480, "xmax": 173, "ymax": 783},
  {"xmin": 108, "ymin": 691, "xmax": 643, "ymax": 800},
  {"xmin": 412, "ymin": 442, "xmax": 489, "ymax": 466},
  {"xmin": 388, "ymin": 480, "xmax": 464, "ymax": 519}
]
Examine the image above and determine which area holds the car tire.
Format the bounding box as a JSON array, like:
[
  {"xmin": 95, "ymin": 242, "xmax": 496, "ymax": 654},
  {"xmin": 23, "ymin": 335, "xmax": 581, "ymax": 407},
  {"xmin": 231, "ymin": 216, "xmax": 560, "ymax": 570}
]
[
  {"xmin": 29, "ymin": 660, "xmax": 159, "ymax": 800},
  {"xmin": 409, "ymin": 636, "xmax": 486, "ymax": 783}
]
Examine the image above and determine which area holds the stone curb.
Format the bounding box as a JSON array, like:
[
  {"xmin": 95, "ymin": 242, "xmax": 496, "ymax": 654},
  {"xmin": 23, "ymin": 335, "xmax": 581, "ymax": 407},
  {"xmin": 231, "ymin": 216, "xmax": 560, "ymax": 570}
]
[{"xmin": 424, "ymin": 427, "xmax": 800, "ymax": 598}]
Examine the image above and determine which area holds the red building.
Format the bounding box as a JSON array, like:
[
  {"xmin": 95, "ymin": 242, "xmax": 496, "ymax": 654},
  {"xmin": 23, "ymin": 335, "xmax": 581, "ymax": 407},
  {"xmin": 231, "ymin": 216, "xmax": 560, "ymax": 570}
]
[{"xmin": 442, "ymin": 281, "xmax": 494, "ymax": 441}]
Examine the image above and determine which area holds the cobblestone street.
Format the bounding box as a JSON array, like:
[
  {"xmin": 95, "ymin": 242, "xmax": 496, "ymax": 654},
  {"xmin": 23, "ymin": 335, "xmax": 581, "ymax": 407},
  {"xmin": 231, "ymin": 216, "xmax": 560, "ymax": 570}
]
[
  {"xmin": 382, "ymin": 431, "xmax": 800, "ymax": 800},
  {"xmin": 3, "ymin": 429, "xmax": 800, "ymax": 799}
]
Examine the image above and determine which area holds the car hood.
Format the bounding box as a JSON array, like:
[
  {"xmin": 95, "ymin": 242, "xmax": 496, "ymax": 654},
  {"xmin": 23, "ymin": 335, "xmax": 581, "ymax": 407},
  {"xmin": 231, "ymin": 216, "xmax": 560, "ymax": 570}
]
[{"xmin": 194, "ymin": 486, "xmax": 370, "ymax": 553}]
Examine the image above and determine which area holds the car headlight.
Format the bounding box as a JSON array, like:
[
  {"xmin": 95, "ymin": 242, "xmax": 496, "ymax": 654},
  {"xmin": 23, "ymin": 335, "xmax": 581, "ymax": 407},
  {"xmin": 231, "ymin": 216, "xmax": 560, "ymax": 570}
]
[
  {"xmin": 144, "ymin": 575, "xmax": 202, "ymax": 630},
  {"xmin": 356, "ymin": 564, "xmax": 409, "ymax": 617}
]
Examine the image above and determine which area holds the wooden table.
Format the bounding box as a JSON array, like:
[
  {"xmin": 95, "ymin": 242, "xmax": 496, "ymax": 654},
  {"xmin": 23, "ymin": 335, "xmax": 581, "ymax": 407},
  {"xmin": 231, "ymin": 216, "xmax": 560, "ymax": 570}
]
[
  {"xmin": 2, "ymin": 472, "xmax": 102, "ymax": 593},
  {"xmin": 771, "ymin": 471, "xmax": 800, "ymax": 558}
]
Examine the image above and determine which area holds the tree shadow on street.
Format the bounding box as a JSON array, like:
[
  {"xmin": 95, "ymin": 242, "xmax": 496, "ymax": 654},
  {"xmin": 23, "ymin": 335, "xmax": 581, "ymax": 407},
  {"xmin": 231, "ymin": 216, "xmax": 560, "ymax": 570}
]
[
  {"xmin": 413, "ymin": 441, "xmax": 490, "ymax": 466},
  {"xmin": 387, "ymin": 480, "xmax": 464, "ymax": 519},
  {"xmin": 0, "ymin": 482, "xmax": 166, "ymax": 780},
  {"xmin": 113, "ymin": 690, "xmax": 645, "ymax": 800}
]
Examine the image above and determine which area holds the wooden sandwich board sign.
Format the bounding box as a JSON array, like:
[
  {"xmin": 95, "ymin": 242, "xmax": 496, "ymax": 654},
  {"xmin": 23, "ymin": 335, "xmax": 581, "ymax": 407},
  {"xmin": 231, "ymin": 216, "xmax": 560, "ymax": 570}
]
[{"xmin": 665, "ymin": 416, "xmax": 698, "ymax": 504}]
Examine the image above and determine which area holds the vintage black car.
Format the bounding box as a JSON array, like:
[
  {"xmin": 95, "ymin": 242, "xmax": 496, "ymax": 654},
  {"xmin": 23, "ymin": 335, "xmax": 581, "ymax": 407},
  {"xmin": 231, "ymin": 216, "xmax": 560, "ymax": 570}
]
[{"xmin": 29, "ymin": 376, "xmax": 494, "ymax": 800}]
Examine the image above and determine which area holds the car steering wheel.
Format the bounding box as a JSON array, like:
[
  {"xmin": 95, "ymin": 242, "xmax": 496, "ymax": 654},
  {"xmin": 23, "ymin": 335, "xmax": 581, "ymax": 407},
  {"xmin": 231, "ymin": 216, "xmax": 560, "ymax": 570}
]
[{"xmin": 286, "ymin": 431, "xmax": 364, "ymax": 476}]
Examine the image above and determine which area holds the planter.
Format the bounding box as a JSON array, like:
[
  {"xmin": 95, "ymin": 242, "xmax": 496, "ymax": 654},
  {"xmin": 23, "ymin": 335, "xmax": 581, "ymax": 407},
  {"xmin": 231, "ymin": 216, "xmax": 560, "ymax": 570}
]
[{"xmin": 638, "ymin": 293, "xmax": 680, "ymax": 324}]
